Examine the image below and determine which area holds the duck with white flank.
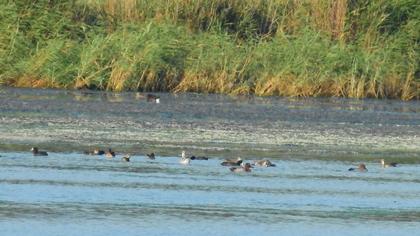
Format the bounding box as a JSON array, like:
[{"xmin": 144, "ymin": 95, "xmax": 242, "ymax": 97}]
[
  {"xmin": 31, "ymin": 147, "xmax": 48, "ymax": 156},
  {"xmin": 381, "ymin": 159, "xmax": 398, "ymax": 168},
  {"xmin": 348, "ymin": 163, "xmax": 368, "ymax": 172},
  {"xmin": 221, "ymin": 157, "xmax": 242, "ymax": 166},
  {"xmin": 147, "ymin": 94, "xmax": 160, "ymax": 103},
  {"xmin": 253, "ymin": 159, "xmax": 276, "ymax": 167},
  {"xmin": 179, "ymin": 151, "xmax": 191, "ymax": 165},
  {"xmin": 230, "ymin": 163, "xmax": 252, "ymax": 173},
  {"xmin": 146, "ymin": 152, "xmax": 156, "ymax": 160},
  {"xmin": 122, "ymin": 155, "xmax": 130, "ymax": 162}
]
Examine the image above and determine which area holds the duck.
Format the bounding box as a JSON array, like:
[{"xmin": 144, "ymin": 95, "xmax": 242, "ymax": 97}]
[
  {"xmin": 105, "ymin": 148, "xmax": 116, "ymax": 158},
  {"xmin": 146, "ymin": 152, "xmax": 156, "ymax": 160},
  {"xmin": 84, "ymin": 148, "xmax": 105, "ymax": 155},
  {"xmin": 381, "ymin": 159, "xmax": 398, "ymax": 168},
  {"xmin": 253, "ymin": 159, "xmax": 276, "ymax": 167},
  {"xmin": 230, "ymin": 163, "xmax": 252, "ymax": 173},
  {"xmin": 179, "ymin": 151, "xmax": 191, "ymax": 165},
  {"xmin": 190, "ymin": 155, "xmax": 209, "ymax": 160},
  {"xmin": 348, "ymin": 163, "xmax": 368, "ymax": 172},
  {"xmin": 147, "ymin": 94, "xmax": 160, "ymax": 103},
  {"xmin": 221, "ymin": 157, "xmax": 242, "ymax": 166},
  {"xmin": 122, "ymin": 155, "xmax": 130, "ymax": 162},
  {"xmin": 31, "ymin": 147, "xmax": 48, "ymax": 156}
]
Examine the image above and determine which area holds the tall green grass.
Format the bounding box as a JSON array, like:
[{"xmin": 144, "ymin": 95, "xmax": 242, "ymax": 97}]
[{"xmin": 0, "ymin": 0, "xmax": 418, "ymax": 99}]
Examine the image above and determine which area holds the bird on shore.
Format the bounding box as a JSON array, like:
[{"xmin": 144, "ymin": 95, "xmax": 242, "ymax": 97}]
[
  {"xmin": 146, "ymin": 152, "xmax": 156, "ymax": 160},
  {"xmin": 253, "ymin": 159, "xmax": 276, "ymax": 167},
  {"xmin": 105, "ymin": 148, "xmax": 116, "ymax": 158},
  {"xmin": 180, "ymin": 151, "xmax": 191, "ymax": 165},
  {"xmin": 221, "ymin": 157, "xmax": 243, "ymax": 166},
  {"xmin": 147, "ymin": 94, "xmax": 160, "ymax": 103},
  {"xmin": 122, "ymin": 155, "xmax": 130, "ymax": 162},
  {"xmin": 84, "ymin": 148, "xmax": 105, "ymax": 155},
  {"xmin": 381, "ymin": 159, "xmax": 398, "ymax": 168},
  {"xmin": 31, "ymin": 147, "xmax": 48, "ymax": 156},
  {"xmin": 348, "ymin": 163, "xmax": 368, "ymax": 172},
  {"xmin": 230, "ymin": 163, "xmax": 252, "ymax": 173}
]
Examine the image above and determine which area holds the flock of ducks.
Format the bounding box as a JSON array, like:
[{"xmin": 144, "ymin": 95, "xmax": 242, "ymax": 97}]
[
  {"xmin": 347, "ymin": 160, "xmax": 399, "ymax": 172},
  {"xmin": 31, "ymin": 147, "xmax": 399, "ymax": 173}
]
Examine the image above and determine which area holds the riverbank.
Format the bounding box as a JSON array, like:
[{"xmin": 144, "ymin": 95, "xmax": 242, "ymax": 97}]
[{"xmin": 1, "ymin": 0, "xmax": 419, "ymax": 100}]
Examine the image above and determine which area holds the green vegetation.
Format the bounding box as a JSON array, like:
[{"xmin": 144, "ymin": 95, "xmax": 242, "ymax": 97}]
[{"xmin": 0, "ymin": 0, "xmax": 419, "ymax": 99}]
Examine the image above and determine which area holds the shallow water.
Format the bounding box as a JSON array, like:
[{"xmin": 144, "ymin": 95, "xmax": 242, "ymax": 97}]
[{"xmin": 0, "ymin": 88, "xmax": 420, "ymax": 235}]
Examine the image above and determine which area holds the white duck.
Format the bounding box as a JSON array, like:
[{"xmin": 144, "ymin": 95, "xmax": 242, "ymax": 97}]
[{"xmin": 179, "ymin": 151, "xmax": 190, "ymax": 165}]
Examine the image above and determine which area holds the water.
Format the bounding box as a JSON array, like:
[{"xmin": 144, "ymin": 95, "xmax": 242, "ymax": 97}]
[{"xmin": 1, "ymin": 87, "xmax": 420, "ymax": 235}]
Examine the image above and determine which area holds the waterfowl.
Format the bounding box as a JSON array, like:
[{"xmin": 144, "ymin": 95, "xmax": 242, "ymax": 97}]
[
  {"xmin": 147, "ymin": 94, "xmax": 160, "ymax": 103},
  {"xmin": 190, "ymin": 155, "xmax": 209, "ymax": 160},
  {"xmin": 84, "ymin": 148, "xmax": 105, "ymax": 155},
  {"xmin": 230, "ymin": 163, "xmax": 252, "ymax": 173},
  {"xmin": 146, "ymin": 152, "xmax": 156, "ymax": 160},
  {"xmin": 31, "ymin": 147, "xmax": 48, "ymax": 156},
  {"xmin": 381, "ymin": 159, "xmax": 398, "ymax": 168},
  {"xmin": 180, "ymin": 151, "xmax": 191, "ymax": 165},
  {"xmin": 348, "ymin": 163, "xmax": 368, "ymax": 172},
  {"xmin": 105, "ymin": 148, "xmax": 116, "ymax": 158},
  {"xmin": 122, "ymin": 155, "xmax": 130, "ymax": 162},
  {"xmin": 253, "ymin": 159, "xmax": 276, "ymax": 167},
  {"xmin": 221, "ymin": 157, "xmax": 243, "ymax": 166}
]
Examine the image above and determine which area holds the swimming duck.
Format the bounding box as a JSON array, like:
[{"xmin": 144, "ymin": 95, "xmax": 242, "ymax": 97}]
[
  {"xmin": 105, "ymin": 148, "xmax": 116, "ymax": 158},
  {"xmin": 380, "ymin": 159, "xmax": 398, "ymax": 168},
  {"xmin": 122, "ymin": 155, "xmax": 130, "ymax": 162},
  {"xmin": 230, "ymin": 163, "xmax": 252, "ymax": 173},
  {"xmin": 253, "ymin": 159, "xmax": 276, "ymax": 167},
  {"xmin": 147, "ymin": 94, "xmax": 160, "ymax": 103},
  {"xmin": 180, "ymin": 151, "xmax": 191, "ymax": 165},
  {"xmin": 31, "ymin": 147, "xmax": 48, "ymax": 156},
  {"xmin": 146, "ymin": 152, "xmax": 156, "ymax": 160},
  {"xmin": 190, "ymin": 155, "xmax": 209, "ymax": 160},
  {"xmin": 84, "ymin": 148, "xmax": 105, "ymax": 155},
  {"xmin": 348, "ymin": 163, "xmax": 368, "ymax": 172},
  {"xmin": 221, "ymin": 157, "xmax": 243, "ymax": 166}
]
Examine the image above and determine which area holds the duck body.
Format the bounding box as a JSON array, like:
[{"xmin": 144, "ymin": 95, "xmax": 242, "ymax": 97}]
[
  {"xmin": 381, "ymin": 159, "xmax": 398, "ymax": 168},
  {"xmin": 221, "ymin": 157, "xmax": 243, "ymax": 166},
  {"xmin": 348, "ymin": 163, "xmax": 368, "ymax": 172},
  {"xmin": 253, "ymin": 159, "xmax": 276, "ymax": 167},
  {"xmin": 180, "ymin": 151, "xmax": 191, "ymax": 165},
  {"xmin": 105, "ymin": 149, "xmax": 116, "ymax": 158},
  {"xmin": 31, "ymin": 147, "xmax": 48, "ymax": 156},
  {"xmin": 147, "ymin": 94, "xmax": 160, "ymax": 103},
  {"xmin": 146, "ymin": 153, "xmax": 156, "ymax": 160},
  {"xmin": 230, "ymin": 163, "xmax": 252, "ymax": 173},
  {"xmin": 190, "ymin": 155, "xmax": 208, "ymax": 160},
  {"xmin": 122, "ymin": 155, "xmax": 130, "ymax": 162}
]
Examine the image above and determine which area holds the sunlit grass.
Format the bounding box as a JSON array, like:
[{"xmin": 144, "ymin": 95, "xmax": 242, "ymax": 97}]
[{"xmin": 0, "ymin": 0, "xmax": 418, "ymax": 100}]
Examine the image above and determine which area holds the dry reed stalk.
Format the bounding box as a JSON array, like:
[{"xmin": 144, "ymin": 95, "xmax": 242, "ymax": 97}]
[
  {"xmin": 311, "ymin": 0, "xmax": 347, "ymax": 41},
  {"xmin": 107, "ymin": 66, "xmax": 131, "ymax": 91}
]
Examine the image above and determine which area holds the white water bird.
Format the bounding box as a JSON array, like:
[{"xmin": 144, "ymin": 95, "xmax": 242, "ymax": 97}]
[
  {"xmin": 381, "ymin": 159, "xmax": 398, "ymax": 168},
  {"xmin": 180, "ymin": 151, "xmax": 190, "ymax": 165}
]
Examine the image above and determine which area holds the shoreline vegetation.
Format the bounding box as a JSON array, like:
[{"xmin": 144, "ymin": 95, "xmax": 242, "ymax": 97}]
[{"xmin": 0, "ymin": 0, "xmax": 419, "ymax": 100}]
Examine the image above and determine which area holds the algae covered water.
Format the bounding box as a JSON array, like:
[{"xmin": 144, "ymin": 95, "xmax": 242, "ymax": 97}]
[{"xmin": 0, "ymin": 88, "xmax": 419, "ymax": 235}]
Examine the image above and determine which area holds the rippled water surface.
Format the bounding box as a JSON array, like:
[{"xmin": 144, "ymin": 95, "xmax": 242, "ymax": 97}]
[{"xmin": 1, "ymin": 88, "xmax": 419, "ymax": 235}]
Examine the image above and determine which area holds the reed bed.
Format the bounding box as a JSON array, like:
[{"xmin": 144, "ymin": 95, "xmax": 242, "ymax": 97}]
[{"xmin": 0, "ymin": 0, "xmax": 418, "ymax": 99}]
